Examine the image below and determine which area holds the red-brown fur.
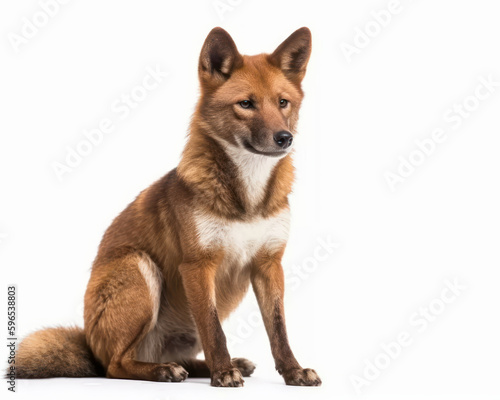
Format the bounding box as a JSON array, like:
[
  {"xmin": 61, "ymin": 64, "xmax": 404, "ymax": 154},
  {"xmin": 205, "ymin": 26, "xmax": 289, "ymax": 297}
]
[{"xmin": 11, "ymin": 27, "xmax": 321, "ymax": 387}]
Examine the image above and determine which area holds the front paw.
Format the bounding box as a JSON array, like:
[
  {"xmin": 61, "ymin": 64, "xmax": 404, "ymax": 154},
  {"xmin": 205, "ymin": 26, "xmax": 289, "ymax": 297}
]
[
  {"xmin": 281, "ymin": 368, "xmax": 322, "ymax": 386},
  {"xmin": 211, "ymin": 367, "xmax": 245, "ymax": 387}
]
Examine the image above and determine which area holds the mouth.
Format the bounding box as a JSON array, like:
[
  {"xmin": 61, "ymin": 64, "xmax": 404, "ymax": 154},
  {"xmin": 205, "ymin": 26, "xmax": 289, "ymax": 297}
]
[{"xmin": 243, "ymin": 141, "xmax": 289, "ymax": 157}]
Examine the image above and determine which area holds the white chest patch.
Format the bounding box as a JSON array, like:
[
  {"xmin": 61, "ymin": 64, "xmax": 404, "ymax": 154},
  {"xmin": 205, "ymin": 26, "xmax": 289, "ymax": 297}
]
[{"xmin": 194, "ymin": 209, "xmax": 291, "ymax": 267}]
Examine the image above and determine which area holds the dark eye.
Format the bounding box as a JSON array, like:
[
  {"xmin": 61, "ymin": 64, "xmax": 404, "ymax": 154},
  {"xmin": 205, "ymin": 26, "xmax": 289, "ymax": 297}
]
[
  {"xmin": 239, "ymin": 100, "xmax": 253, "ymax": 109},
  {"xmin": 279, "ymin": 99, "xmax": 288, "ymax": 108}
]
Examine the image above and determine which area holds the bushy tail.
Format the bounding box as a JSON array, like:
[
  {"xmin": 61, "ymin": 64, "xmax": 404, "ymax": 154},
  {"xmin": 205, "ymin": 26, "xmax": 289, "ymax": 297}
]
[{"xmin": 11, "ymin": 326, "xmax": 105, "ymax": 379}]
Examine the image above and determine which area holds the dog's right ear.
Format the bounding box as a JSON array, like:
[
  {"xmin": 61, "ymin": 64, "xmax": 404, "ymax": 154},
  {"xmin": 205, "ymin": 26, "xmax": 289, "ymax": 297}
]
[{"xmin": 199, "ymin": 27, "xmax": 243, "ymax": 88}]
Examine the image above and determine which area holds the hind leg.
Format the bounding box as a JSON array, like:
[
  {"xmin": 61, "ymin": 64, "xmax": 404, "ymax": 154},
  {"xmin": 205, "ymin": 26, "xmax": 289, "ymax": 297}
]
[
  {"xmin": 84, "ymin": 250, "xmax": 188, "ymax": 382},
  {"xmin": 181, "ymin": 358, "xmax": 256, "ymax": 378}
]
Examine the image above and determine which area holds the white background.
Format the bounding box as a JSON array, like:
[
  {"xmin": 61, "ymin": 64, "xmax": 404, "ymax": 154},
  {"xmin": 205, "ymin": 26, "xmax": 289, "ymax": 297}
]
[{"xmin": 1, "ymin": 0, "xmax": 500, "ymax": 399}]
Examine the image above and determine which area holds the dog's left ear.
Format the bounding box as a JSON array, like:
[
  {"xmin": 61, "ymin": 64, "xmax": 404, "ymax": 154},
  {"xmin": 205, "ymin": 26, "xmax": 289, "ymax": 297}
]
[
  {"xmin": 199, "ymin": 27, "xmax": 243, "ymax": 88},
  {"xmin": 269, "ymin": 27, "xmax": 312, "ymax": 84}
]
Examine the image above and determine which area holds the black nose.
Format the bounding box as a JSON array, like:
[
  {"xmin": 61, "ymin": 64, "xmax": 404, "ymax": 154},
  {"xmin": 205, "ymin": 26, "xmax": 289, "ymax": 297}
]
[{"xmin": 273, "ymin": 131, "xmax": 293, "ymax": 149}]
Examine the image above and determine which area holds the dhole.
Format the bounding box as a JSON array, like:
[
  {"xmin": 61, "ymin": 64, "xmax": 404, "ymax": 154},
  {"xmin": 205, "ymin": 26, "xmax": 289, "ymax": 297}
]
[{"xmin": 13, "ymin": 27, "xmax": 321, "ymax": 387}]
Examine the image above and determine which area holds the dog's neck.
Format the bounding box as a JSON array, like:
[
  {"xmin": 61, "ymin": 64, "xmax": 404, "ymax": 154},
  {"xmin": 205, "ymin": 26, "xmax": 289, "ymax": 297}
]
[
  {"xmin": 178, "ymin": 125, "xmax": 294, "ymax": 220},
  {"xmin": 218, "ymin": 138, "xmax": 282, "ymax": 208}
]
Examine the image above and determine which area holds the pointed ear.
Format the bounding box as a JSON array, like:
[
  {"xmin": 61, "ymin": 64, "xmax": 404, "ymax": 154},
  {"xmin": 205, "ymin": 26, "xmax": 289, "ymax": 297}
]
[
  {"xmin": 269, "ymin": 27, "xmax": 312, "ymax": 84},
  {"xmin": 198, "ymin": 27, "xmax": 243, "ymax": 87}
]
